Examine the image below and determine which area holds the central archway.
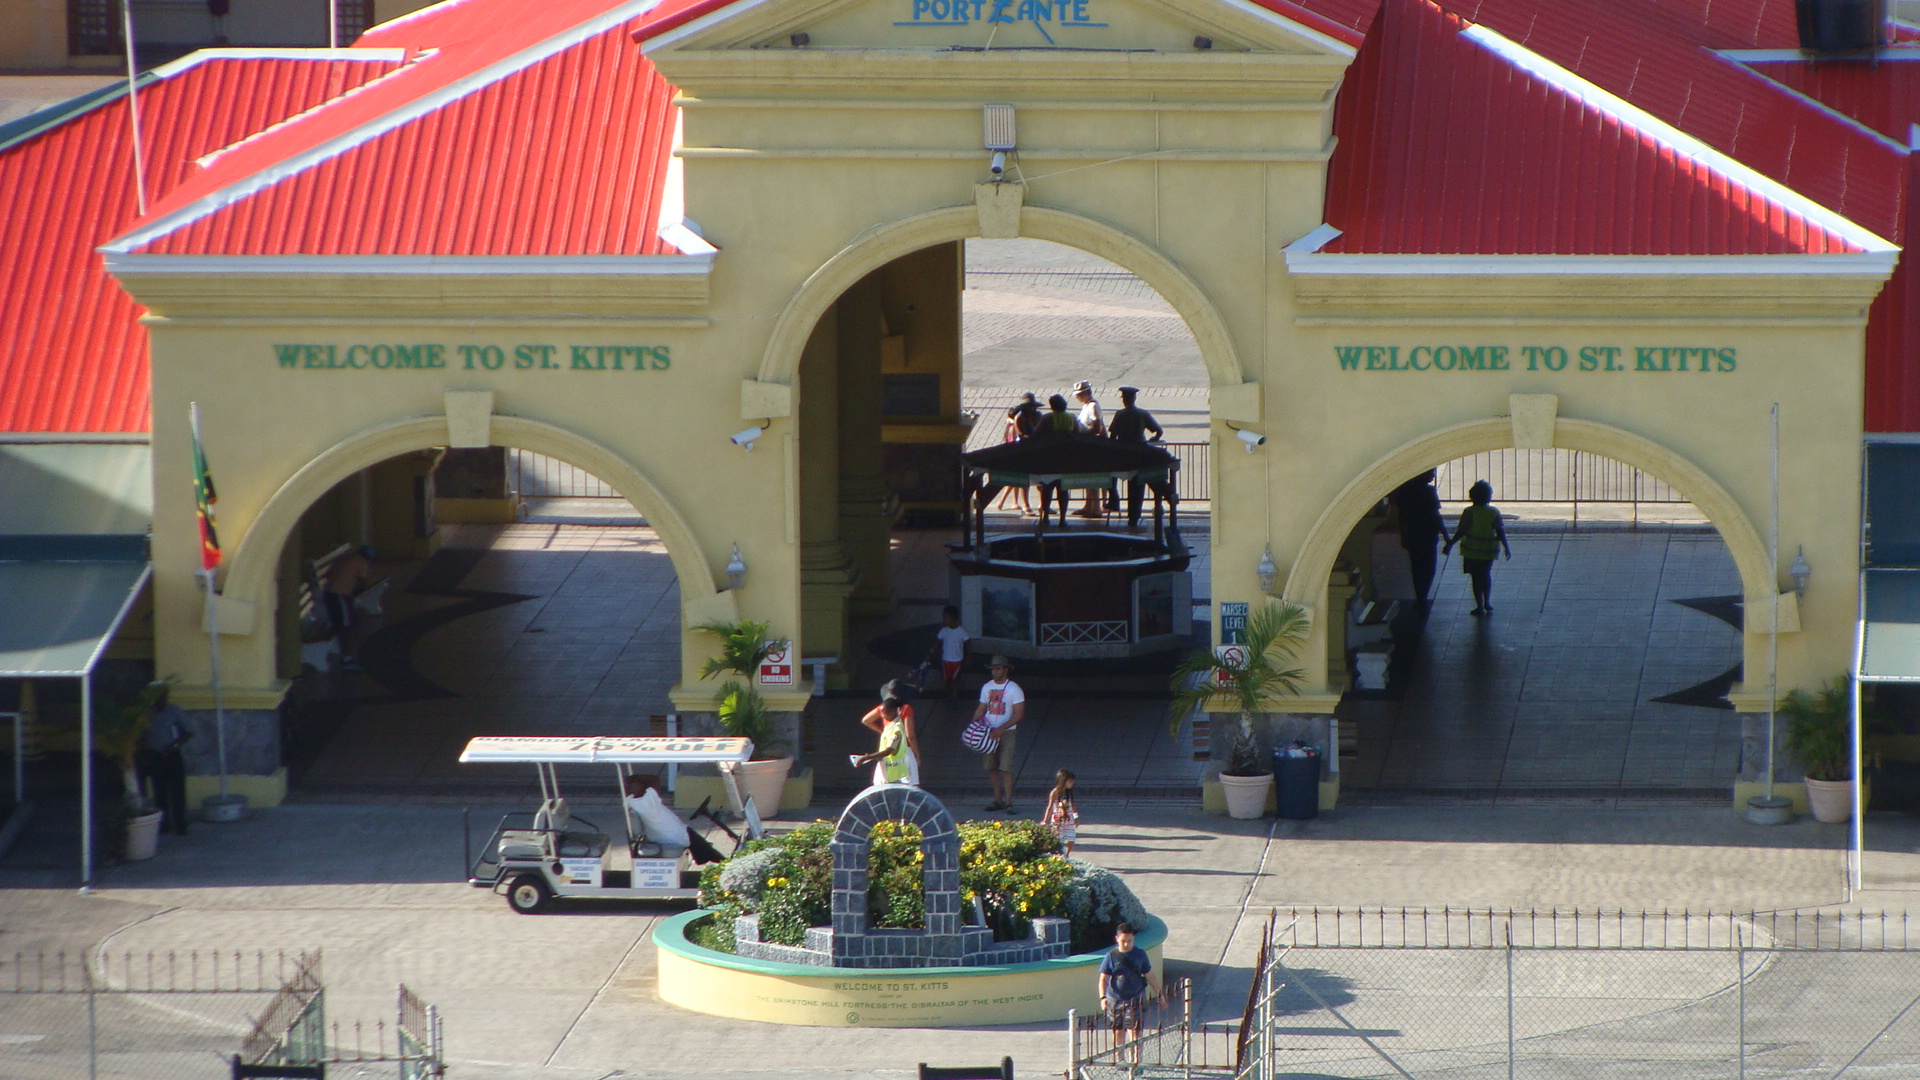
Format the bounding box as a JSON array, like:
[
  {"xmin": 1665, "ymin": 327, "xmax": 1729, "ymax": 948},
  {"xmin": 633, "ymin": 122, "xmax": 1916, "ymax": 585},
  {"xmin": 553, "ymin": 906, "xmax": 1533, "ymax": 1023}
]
[
  {"xmin": 1283, "ymin": 415, "xmax": 1777, "ymax": 659},
  {"xmin": 756, "ymin": 204, "xmax": 1248, "ymax": 392}
]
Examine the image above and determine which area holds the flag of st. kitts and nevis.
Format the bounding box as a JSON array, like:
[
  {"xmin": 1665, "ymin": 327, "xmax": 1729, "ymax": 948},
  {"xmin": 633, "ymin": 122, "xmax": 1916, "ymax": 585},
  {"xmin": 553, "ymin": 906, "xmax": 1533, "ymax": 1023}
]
[{"xmin": 190, "ymin": 403, "xmax": 221, "ymax": 572}]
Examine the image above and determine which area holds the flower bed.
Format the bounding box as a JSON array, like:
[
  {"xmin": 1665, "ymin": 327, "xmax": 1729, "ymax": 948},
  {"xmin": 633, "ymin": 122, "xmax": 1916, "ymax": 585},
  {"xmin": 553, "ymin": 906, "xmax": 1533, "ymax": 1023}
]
[
  {"xmin": 654, "ymin": 908, "xmax": 1168, "ymax": 1027},
  {"xmin": 693, "ymin": 817, "xmax": 1149, "ymax": 956}
]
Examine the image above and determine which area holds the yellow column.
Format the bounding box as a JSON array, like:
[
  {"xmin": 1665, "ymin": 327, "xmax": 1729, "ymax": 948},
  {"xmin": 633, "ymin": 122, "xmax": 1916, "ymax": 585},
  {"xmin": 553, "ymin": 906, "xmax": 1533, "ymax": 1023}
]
[
  {"xmin": 837, "ymin": 275, "xmax": 896, "ymax": 618},
  {"xmin": 799, "ymin": 309, "xmax": 858, "ymax": 682}
]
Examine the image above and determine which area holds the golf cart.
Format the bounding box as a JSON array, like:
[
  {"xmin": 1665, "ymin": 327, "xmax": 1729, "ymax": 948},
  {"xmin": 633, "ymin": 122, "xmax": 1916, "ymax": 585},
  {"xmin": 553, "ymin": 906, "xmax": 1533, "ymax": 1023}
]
[{"xmin": 460, "ymin": 735, "xmax": 766, "ymax": 913}]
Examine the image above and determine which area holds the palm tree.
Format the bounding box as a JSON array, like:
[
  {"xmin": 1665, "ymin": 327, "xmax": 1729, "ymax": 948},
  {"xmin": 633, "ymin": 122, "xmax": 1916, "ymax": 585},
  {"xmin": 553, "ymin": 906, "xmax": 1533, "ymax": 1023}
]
[
  {"xmin": 1169, "ymin": 600, "xmax": 1311, "ymax": 775},
  {"xmin": 693, "ymin": 619, "xmax": 790, "ymax": 758}
]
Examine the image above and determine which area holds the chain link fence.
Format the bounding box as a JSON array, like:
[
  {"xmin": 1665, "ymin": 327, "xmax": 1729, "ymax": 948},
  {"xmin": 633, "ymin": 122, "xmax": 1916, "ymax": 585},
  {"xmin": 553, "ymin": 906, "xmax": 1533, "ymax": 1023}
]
[
  {"xmin": 0, "ymin": 949, "xmax": 442, "ymax": 1080},
  {"xmin": 1074, "ymin": 909, "xmax": 1920, "ymax": 1080}
]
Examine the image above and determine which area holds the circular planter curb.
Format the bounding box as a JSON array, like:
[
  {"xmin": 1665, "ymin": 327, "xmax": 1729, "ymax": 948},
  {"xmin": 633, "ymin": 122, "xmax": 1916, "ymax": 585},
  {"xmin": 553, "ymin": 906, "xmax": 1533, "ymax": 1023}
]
[{"xmin": 654, "ymin": 909, "xmax": 1167, "ymax": 1027}]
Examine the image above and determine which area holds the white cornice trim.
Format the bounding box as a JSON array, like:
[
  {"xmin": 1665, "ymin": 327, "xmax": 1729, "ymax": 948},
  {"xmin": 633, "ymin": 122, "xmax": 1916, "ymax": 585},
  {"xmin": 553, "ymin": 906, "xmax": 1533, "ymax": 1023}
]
[
  {"xmin": 367, "ymin": 0, "xmax": 474, "ymax": 34},
  {"xmin": 1283, "ymin": 223, "xmax": 1342, "ymax": 254},
  {"xmin": 1207, "ymin": 0, "xmax": 1357, "ymax": 57},
  {"xmin": 150, "ymin": 48, "xmax": 408, "ymax": 82},
  {"xmin": 101, "ymin": 253, "xmax": 714, "ymax": 275},
  {"xmin": 639, "ymin": 0, "xmax": 769, "ymax": 52},
  {"xmin": 1719, "ymin": 54, "xmax": 1909, "ymax": 153},
  {"xmin": 0, "ymin": 433, "xmax": 150, "ymax": 444},
  {"xmin": 1285, "ymin": 252, "xmax": 1901, "ymax": 276},
  {"xmin": 1463, "ymin": 24, "xmax": 1898, "ymax": 255},
  {"xmin": 641, "ymin": 0, "xmax": 1356, "ymax": 57},
  {"xmin": 1720, "ymin": 47, "xmax": 1920, "ymax": 62},
  {"xmin": 102, "ymin": 0, "xmax": 668, "ymax": 255}
]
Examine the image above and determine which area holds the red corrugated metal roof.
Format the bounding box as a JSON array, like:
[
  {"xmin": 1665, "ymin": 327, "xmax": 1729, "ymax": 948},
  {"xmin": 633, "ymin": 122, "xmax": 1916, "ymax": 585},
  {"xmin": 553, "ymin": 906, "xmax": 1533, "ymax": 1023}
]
[
  {"xmin": 0, "ymin": 55, "xmax": 401, "ymax": 433},
  {"xmin": 1421, "ymin": 0, "xmax": 1909, "ymax": 241},
  {"xmin": 118, "ymin": 0, "xmax": 684, "ymax": 257},
  {"xmin": 1733, "ymin": 52, "xmax": 1920, "ymax": 430},
  {"xmin": 136, "ymin": 27, "xmax": 678, "ymax": 255},
  {"xmin": 1319, "ymin": 0, "xmax": 1870, "ymax": 254}
]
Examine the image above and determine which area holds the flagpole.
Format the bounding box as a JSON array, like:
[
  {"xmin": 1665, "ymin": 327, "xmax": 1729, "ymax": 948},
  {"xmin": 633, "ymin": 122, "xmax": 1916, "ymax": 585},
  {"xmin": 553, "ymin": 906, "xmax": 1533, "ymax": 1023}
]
[
  {"xmin": 201, "ymin": 570, "xmax": 228, "ymax": 798},
  {"xmin": 1746, "ymin": 404, "xmax": 1793, "ymax": 824},
  {"xmin": 191, "ymin": 402, "xmax": 235, "ymax": 811},
  {"xmin": 121, "ymin": 0, "xmax": 148, "ymax": 216}
]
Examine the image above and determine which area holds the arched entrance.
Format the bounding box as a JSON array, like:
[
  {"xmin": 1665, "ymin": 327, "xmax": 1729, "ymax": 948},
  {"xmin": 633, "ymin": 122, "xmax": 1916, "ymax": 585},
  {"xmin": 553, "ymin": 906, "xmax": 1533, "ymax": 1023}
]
[
  {"xmin": 1290, "ymin": 415, "xmax": 1774, "ymax": 795},
  {"xmin": 780, "ymin": 208, "xmax": 1234, "ymax": 800},
  {"xmin": 756, "ymin": 204, "xmax": 1250, "ymax": 391},
  {"xmin": 209, "ymin": 416, "xmax": 719, "ymax": 792},
  {"xmin": 220, "ymin": 414, "xmax": 718, "ymax": 618},
  {"xmin": 1284, "ymin": 416, "xmax": 1772, "ymax": 621}
]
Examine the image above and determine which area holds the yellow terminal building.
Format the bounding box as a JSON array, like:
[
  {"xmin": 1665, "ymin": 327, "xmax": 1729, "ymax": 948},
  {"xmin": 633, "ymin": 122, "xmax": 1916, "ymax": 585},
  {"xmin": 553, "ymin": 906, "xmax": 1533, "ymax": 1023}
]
[{"xmin": 6, "ymin": 0, "xmax": 1920, "ymax": 865}]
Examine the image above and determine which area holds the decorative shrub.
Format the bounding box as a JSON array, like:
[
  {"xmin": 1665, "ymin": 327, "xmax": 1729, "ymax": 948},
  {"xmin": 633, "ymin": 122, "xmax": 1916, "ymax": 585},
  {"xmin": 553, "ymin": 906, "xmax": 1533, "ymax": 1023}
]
[{"xmin": 693, "ymin": 816, "xmax": 1144, "ymax": 958}]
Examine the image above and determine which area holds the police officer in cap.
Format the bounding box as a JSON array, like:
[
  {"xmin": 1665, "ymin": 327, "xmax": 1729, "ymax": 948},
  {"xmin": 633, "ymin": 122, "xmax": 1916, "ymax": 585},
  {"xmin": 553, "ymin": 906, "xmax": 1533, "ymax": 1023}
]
[{"xmin": 1107, "ymin": 387, "xmax": 1164, "ymax": 526}]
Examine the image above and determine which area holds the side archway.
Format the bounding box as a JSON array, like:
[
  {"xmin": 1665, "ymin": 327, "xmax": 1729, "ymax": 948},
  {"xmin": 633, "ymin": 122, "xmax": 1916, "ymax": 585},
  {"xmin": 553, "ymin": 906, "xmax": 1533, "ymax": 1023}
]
[
  {"xmin": 1282, "ymin": 416, "xmax": 1775, "ymax": 617},
  {"xmin": 754, "ymin": 204, "xmax": 1247, "ymax": 390},
  {"xmin": 218, "ymin": 413, "xmax": 721, "ymax": 630}
]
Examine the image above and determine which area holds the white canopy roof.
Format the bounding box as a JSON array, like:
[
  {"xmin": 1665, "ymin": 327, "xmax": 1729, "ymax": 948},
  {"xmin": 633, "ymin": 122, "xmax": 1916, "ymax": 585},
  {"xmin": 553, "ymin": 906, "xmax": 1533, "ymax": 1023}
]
[{"xmin": 457, "ymin": 735, "xmax": 754, "ymax": 765}]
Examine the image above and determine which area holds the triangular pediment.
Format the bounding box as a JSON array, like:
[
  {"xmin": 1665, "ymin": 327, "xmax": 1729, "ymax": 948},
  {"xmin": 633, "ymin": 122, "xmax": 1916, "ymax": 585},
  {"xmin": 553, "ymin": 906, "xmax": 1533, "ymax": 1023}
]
[{"xmin": 645, "ymin": 0, "xmax": 1357, "ymax": 59}]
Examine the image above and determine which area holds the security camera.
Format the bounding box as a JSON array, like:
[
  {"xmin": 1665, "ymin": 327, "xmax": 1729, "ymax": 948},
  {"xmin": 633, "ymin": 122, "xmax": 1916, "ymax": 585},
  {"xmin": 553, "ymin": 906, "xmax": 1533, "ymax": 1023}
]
[
  {"xmin": 730, "ymin": 425, "xmax": 766, "ymax": 451},
  {"xmin": 1236, "ymin": 428, "xmax": 1266, "ymax": 452},
  {"xmin": 990, "ymin": 151, "xmax": 1005, "ymax": 177}
]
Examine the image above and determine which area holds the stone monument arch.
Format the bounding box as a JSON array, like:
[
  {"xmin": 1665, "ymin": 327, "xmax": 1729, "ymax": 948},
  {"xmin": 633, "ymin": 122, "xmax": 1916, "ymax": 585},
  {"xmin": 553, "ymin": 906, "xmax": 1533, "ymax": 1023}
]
[{"xmin": 829, "ymin": 784, "xmax": 965, "ymax": 966}]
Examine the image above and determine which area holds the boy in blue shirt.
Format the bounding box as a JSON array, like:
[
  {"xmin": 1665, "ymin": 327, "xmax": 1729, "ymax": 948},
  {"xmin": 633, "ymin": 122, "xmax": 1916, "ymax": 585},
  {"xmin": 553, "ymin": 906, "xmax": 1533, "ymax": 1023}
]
[{"xmin": 1098, "ymin": 921, "xmax": 1161, "ymax": 1058}]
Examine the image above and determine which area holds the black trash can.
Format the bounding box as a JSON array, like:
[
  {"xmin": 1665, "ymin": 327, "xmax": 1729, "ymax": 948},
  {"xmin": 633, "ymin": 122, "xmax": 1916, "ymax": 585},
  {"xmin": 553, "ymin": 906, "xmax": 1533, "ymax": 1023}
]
[{"xmin": 1273, "ymin": 744, "xmax": 1321, "ymax": 821}]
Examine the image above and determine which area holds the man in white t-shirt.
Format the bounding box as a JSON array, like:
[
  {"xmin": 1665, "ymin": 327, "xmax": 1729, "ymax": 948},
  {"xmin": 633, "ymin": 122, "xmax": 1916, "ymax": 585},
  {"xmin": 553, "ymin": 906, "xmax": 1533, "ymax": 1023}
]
[
  {"xmin": 973, "ymin": 655, "xmax": 1026, "ymax": 812},
  {"xmin": 931, "ymin": 604, "xmax": 970, "ymax": 701}
]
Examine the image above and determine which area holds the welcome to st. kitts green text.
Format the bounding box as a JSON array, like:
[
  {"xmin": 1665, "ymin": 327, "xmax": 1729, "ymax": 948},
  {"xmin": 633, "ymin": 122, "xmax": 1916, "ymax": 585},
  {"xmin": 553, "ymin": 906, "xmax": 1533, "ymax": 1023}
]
[
  {"xmin": 1336, "ymin": 345, "xmax": 1736, "ymax": 373},
  {"xmin": 273, "ymin": 343, "xmax": 669, "ymax": 372}
]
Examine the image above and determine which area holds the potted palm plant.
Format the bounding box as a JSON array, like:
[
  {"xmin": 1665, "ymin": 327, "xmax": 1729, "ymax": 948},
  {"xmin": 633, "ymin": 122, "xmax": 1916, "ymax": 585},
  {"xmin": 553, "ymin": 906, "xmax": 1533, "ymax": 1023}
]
[
  {"xmin": 1783, "ymin": 676, "xmax": 1879, "ymax": 824},
  {"xmin": 96, "ymin": 682, "xmax": 169, "ymax": 860},
  {"xmin": 1170, "ymin": 600, "xmax": 1311, "ymax": 819},
  {"xmin": 694, "ymin": 619, "xmax": 793, "ymax": 817}
]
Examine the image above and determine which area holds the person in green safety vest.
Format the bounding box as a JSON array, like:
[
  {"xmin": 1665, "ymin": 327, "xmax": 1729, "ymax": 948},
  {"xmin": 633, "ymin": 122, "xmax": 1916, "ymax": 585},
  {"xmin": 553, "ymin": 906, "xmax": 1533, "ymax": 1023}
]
[
  {"xmin": 1442, "ymin": 479, "xmax": 1512, "ymax": 616},
  {"xmin": 855, "ymin": 680, "xmax": 921, "ymax": 786}
]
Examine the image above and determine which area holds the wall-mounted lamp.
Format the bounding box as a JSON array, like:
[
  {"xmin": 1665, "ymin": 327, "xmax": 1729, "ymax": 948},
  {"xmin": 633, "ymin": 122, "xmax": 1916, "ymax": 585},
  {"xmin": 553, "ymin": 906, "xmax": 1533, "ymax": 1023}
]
[
  {"xmin": 789, "ymin": 32, "xmax": 810, "ymax": 46},
  {"xmin": 726, "ymin": 544, "xmax": 748, "ymax": 591},
  {"xmin": 1255, "ymin": 547, "xmax": 1278, "ymax": 594},
  {"xmin": 1225, "ymin": 424, "xmax": 1266, "ymax": 453},
  {"xmin": 730, "ymin": 425, "xmax": 766, "ymax": 451},
  {"xmin": 1789, "ymin": 546, "xmax": 1811, "ymax": 596}
]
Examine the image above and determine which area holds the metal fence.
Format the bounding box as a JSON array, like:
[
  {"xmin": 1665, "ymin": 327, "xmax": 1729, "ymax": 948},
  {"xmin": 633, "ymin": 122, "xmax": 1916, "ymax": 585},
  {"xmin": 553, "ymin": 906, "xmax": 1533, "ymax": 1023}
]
[
  {"xmin": 1166, "ymin": 443, "xmax": 1209, "ymax": 506},
  {"xmin": 508, "ymin": 448, "xmax": 619, "ymax": 499},
  {"xmin": 1435, "ymin": 449, "xmax": 1689, "ymax": 522},
  {"xmin": 1071, "ymin": 908, "xmax": 1920, "ymax": 1080},
  {"xmin": 0, "ymin": 949, "xmax": 443, "ymax": 1080}
]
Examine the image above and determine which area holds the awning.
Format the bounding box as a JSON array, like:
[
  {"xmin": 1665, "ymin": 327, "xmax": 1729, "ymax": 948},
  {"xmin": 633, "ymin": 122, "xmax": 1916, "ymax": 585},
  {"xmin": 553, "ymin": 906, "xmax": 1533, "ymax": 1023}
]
[
  {"xmin": 0, "ymin": 561, "xmax": 151, "ymax": 677},
  {"xmin": 1859, "ymin": 568, "xmax": 1920, "ymax": 683}
]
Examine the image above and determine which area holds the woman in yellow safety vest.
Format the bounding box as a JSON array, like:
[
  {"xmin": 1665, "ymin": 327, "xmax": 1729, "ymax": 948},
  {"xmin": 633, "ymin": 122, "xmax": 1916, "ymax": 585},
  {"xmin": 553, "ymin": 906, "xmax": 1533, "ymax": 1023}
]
[
  {"xmin": 855, "ymin": 680, "xmax": 920, "ymax": 786},
  {"xmin": 1442, "ymin": 479, "xmax": 1512, "ymax": 616}
]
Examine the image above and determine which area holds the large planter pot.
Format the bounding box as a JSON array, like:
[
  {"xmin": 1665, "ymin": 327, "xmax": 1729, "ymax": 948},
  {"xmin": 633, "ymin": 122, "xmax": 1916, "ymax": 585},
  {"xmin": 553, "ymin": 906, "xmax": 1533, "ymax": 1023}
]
[
  {"xmin": 736, "ymin": 756, "xmax": 793, "ymax": 818},
  {"xmin": 125, "ymin": 809, "xmax": 164, "ymax": 861},
  {"xmin": 1805, "ymin": 776, "xmax": 1858, "ymax": 823},
  {"xmin": 1218, "ymin": 771, "xmax": 1273, "ymax": 820}
]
